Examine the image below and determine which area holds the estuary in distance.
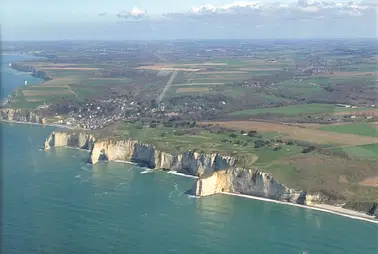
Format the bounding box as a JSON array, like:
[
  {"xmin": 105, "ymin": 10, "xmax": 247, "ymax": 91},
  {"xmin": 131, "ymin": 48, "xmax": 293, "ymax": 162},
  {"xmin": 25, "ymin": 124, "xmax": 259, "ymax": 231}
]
[{"xmin": 2, "ymin": 55, "xmax": 378, "ymax": 254}]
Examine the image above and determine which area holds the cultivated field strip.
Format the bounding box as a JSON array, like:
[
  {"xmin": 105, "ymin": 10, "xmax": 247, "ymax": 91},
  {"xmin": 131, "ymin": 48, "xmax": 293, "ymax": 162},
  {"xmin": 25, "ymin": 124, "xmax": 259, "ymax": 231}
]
[{"xmin": 201, "ymin": 121, "xmax": 378, "ymax": 146}]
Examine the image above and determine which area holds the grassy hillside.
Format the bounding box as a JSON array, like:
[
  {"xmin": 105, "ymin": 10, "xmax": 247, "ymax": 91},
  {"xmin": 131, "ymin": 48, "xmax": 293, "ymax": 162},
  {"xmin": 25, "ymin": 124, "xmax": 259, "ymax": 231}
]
[
  {"xmin": 230, "ymin": 104, "xmax": 375, "ymax": 117},
  {"xmin": 98, "ymin": 122, "xmax": 304, "ymax": 167},
  {"xmin": 320, "ymin": 123, "xmax": 378, "ymax": 138}
]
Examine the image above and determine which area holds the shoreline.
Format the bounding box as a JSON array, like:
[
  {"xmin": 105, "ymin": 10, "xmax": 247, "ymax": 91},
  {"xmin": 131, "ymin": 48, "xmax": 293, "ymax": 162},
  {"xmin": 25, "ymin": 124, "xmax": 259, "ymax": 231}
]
[
  {"xmin": 0, "ymin": 119, "xmax": 79, "ymax": 130},
  {"xmin": 221, "ymin": 192, "xmax": 378, "ymax": 225},
  {"xmin": 3, "ymin": 118, "xmax": 377, "ymax": 225}
]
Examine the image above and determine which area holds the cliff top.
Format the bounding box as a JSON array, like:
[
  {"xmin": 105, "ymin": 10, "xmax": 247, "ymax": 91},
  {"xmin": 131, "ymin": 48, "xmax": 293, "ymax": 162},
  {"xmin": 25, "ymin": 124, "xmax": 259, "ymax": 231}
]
[{"xmin": 90, "ymin": 121, "xmax": 378, "ymax": 203}]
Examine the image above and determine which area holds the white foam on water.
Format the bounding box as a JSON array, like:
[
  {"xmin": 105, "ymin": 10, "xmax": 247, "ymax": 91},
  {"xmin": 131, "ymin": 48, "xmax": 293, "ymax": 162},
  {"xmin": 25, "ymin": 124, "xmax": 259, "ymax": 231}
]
[
  {"xmin": 188, "ymin": 195, "xmax": 200, "ymax": 199},
  {"xmin": 113, "ymin": 160, "xmax": 137, "ymax": 165},
  {"xmin": 140, "ymin": 168, "xmax": 153, "ymax": 174},
  {"xmin": 222, "ymin": 192, "xmax": 378, "ymax": 225},
  {"xmin": 74, "ymin": 175, "xmax": 81, "ymax": 179},
  {"xmin": 168, "ymin": 183, "xmax": 180, "ymax": 200},
  {"xmin": 167, "ymin": 171, "xmax": 198, "ymax": 179}
]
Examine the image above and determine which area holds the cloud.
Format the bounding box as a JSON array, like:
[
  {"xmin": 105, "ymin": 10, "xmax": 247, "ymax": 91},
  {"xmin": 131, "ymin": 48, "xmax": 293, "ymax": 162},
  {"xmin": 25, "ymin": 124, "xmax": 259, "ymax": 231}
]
[
  {"xmin": 117, "ymin": 6, "xmax": 147, "ymax": 19},
  {"xmin": 187, "ymin": 0, "xmax": 376, "ymax": 16},
  {"xmin": 101, "ymin": 1, "xmax": 376, "ymax": 39},
  {"xmin": 98, "ymin": 12, "xmax": 107, "ymax": 16}
]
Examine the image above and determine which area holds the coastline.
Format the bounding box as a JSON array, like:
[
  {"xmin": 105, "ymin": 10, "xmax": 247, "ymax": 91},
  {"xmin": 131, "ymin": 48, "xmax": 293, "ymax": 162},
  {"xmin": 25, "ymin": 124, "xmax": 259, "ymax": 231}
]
[
  {"xmin": 3, "ymin": 118, "xmax": 377, "ymax": 225},
  {"xmin": 0, "ymin": 119, "xmax": 78, "ymax": 130},
  {"xmin": 221, "ymin": 192, "xmax": 378, "ymax": 225},
  {"xmin": 2, "ymin": 53, "xmax": 36, "ymax": 56}
]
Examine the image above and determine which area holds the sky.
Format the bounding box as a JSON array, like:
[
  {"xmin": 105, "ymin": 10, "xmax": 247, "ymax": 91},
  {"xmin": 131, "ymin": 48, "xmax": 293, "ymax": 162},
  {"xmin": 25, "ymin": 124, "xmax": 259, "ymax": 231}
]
[{"xmin": 0, "ymin": 0, "xmax": 377, "ymax": 40}]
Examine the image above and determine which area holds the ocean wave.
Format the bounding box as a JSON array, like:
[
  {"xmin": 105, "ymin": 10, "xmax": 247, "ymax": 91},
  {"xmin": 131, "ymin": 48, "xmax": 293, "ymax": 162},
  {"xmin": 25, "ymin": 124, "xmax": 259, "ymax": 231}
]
[
  {"xmin": 140, "ymin": 168, "xmax": 153, "ymax": 174},
  {"xmin": 113, "ymin": 160, "xmax": 138, "ymax": 165},
  {"xmin": 167, "ymin": 171, "xmax": 198, "ymax": 179},
  {"xmin": 81, "ymin": 166, "xmax": 91, "ymax": 172}
]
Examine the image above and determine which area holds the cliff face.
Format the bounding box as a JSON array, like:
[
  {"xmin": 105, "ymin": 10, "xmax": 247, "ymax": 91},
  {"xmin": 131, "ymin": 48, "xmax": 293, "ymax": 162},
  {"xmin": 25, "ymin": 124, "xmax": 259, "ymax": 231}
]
[
  {"xmin": 44, "ymin": 131, "xmax": 96, "ymax": 151},
  {"xmin": 193, "ymin": 168, "xmax": 307, "ymax": 204},
  {"xmin": 45, "ymin": 132, "xmax": 236, "ymax": 177},
  {"xmin": 343, "ymin": 201, "xmax": 378, "ymax": 217},
  {"xmin": 0, "ymin": 108, "xmax": 45, "ymax": 124},
  {"xmin": 10, "ymin": 63, "xmax": 51, "ymax": 80},
  {"xmin": 42, "ymin": 131, "xmax": 378, "ymax": 216},
  {"xmin": 90, "ymin": 139, "xmax": 235, "ymax": 176},
  {"xmin": 42, "ymin": 131, "xmax": 325, "ymax": 205}
]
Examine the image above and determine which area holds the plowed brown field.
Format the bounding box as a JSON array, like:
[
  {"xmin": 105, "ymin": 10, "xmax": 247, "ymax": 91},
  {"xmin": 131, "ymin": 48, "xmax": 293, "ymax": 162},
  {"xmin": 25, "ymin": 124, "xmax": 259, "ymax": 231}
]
[{"xmin": 200, "ymin": 121, "xmax": 378, "ymax": 146}]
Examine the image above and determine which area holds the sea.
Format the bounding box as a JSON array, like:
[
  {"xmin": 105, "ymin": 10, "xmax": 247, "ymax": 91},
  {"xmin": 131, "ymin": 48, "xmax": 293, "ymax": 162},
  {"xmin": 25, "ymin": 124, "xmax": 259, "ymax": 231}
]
[
  {"xmin": 2, "ymin": 55, "xmax": 378, "ymax": 254},
  {"xmin": 1, "ymin": 55, "xmax": 43, "ymax": 100}
]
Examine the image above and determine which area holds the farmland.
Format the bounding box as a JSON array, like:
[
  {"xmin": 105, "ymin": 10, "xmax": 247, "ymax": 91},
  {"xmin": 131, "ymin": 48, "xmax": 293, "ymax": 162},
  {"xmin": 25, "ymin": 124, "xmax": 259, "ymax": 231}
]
[
  {"xmin": 99, "ymin": 121, "xmax": 304, "ymax": 167},
  {"xmin": 229, "ymin": 104, "xmax": 376, "ymax": 117},
  {"xmin": 199, "ymin": 121, "xmax": 378, "ymax": 146},
  {"xmin": 330, "ymin": 144, "xmax": 378, "ymax": 159},
  {"xmin": 262, "ymin": 153, "xmax": 378, "ymax": 202},
  {"xmin": 3, "ymin": 39, "xmax": 378, "ymax": 209},
  {"xmin": 319, "ymin": 122, "xmax": 378, "ymax": 138},
  {"xmin": 230, "ymin": 104, "xmax": 336, "ymax": 116}
]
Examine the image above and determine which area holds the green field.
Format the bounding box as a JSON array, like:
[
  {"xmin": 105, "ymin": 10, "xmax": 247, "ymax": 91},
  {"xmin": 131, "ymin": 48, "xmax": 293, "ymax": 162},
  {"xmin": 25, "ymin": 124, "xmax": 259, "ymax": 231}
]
[
  {"xmin": 331, "ymin": 143, "xmax": 378, "ymax": 159},
  {"xmin": 8, "ymin": 72, "xmax": 135, "ymax": 108},
  {"xmin": 320, "ymin": 123, "xmax": 378, "ymax": 138},
  {"xmin": 230, "ymin": 103, "xmax": 336, "ymax": 116},
  {"xmin": 262, "ymin": 153, "xmax": 378, "ymax": 201},
  {"xmin": 230, "ymin": 103, "xmax": 374, "ymax": 117},
  {"xmin": 72, "ymin": 78, "xmax": 133, "ymax": 87},
  {"xmin": 171, "ymin": 83, "xmax": 224, "ymax": 86},
  {"xmin": 99, "ymin": 122, "xmax": 304, "ymax": 167},
  {"xmin": 274, "ymin": 79, "xmax": 324, "ymax": 97}
]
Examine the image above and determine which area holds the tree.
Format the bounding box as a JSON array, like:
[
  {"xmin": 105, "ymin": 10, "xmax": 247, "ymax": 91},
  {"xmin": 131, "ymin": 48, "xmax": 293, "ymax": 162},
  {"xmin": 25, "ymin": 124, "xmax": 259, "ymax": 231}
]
[
  {"xmin": 254, "ymin": 140, "xmax": 266, "ymax": 148},
  {"xmin": 150, "ymin": 99, "xmax": 158, "ymax": 109}
]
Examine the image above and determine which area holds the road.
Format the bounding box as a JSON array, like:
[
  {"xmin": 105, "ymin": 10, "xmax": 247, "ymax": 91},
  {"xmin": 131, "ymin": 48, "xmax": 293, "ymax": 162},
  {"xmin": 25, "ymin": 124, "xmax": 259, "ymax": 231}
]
[{"xmin": 158, "ymin": 70, "xmax": 178, "ymax": 103}]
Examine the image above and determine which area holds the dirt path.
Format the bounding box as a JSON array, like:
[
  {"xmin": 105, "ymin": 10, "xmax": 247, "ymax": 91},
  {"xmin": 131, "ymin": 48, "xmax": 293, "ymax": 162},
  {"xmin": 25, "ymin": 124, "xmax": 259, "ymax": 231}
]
[{"xmin": 66, "ymin": 84, "xmax": 78, "ymax": 98}]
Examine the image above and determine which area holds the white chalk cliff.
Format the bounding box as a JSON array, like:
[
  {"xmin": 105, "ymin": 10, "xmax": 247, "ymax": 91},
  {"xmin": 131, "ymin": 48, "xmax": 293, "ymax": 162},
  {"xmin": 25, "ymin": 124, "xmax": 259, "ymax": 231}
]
[
  {"xmin": 192, "ymin": 169, "xmax": 332, "ymax": 205},
  {"xmin": 37, "ymin": 131, "xmax": 378, "ymax": 216},
  {"xmin": 44, "ymin": 132, "xmax": 236, "ymax": 176},
  {"xmin": 43, "ymin": 131, "xmax": 330, "ymax": 206},
  {"xmin": 44, "ymin": 131, "xmax": 96, "ymax": 151},
  {"xmin": 0, "ymin": 108, "xmax": 46, "ymax": 124}
]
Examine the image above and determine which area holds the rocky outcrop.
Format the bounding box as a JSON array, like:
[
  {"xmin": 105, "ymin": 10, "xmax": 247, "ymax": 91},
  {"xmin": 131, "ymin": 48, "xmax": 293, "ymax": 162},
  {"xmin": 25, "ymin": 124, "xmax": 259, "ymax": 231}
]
[
  {"xmin": 90, "ymin": 139, "xmax": 235, "ymax": 176},
  {"xmin": 44, "ymin": 132, "xmax": 236, "ymax": 177},
  {"xmin": 43, "ymin": 131, "xmax": 353, "ymax": 209},
  {"xmin": 0, "ymin": 108, "xmax": 46, "ymax": 124},
  {"xmin": 42, "ymin": 131, "xmax": 378, "ymax": 216},
  {"xmin": 44, "ymin": 131, "xmax": 96, "ymax": 151},
  {"xmin": 193, "ymin": 169, "xmax": 307, "ymax": 203},
  {"xmin": 343, "ymin": 201, "xmax": 378, "ymax": 217},
  {"xmin": 10, "ymin": 63, "xmax": 51, "ymax": 80}
]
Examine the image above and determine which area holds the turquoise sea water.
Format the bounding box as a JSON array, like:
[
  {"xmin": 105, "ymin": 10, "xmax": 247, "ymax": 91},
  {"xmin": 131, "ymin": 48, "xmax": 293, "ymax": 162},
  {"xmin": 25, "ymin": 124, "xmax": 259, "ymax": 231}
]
[
  {"xmin": 2, "ymin": 55, "xmax": 378, "ymax": 254},
  {"xmin": 1, "ymin": 55, "xmax": 43, "ymax": 100},
  {"xmin": 2, "ymin": 123, "xmax": 378, "ymax": 254}
]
